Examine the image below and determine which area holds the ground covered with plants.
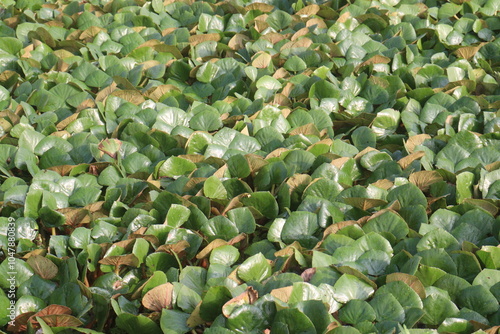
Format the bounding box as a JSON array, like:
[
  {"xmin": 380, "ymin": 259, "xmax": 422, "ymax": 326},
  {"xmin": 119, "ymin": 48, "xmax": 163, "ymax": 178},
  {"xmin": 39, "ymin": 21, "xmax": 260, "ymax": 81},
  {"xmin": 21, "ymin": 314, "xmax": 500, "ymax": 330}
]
[{"xmin": 0, "ymin": 0, "xmax": 499, "ymax": 332}]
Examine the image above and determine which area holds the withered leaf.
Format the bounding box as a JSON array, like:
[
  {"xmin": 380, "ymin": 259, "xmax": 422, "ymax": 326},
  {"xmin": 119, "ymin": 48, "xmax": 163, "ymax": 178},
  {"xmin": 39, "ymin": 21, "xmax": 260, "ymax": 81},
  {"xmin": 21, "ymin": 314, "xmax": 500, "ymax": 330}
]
[
  {"xmin": 142, "ymin": 283, "xmax": 174, "ymax": 311},
  {"xmin": 386, "ymin": 273, "xmax": 426, "ymax": 299},
  {"xmin": 26, "ymin": 255, "xmax": 58, "ymax": 280}
]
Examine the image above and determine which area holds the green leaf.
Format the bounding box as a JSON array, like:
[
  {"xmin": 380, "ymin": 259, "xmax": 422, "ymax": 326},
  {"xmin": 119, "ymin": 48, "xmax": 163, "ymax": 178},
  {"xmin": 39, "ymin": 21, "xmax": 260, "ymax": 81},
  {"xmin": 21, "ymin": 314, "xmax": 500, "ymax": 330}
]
[
  {"xmin": 417, "ymin": 228, "xmax": 459, "ymax": 252},
  {"xmin": 116, "ymin": 313, "xmax": 162, "ymax": 334},
  {"xmin": 0, "ymin": 258, "xmax": 34, "ymax": 289},
  {"xmin": 256, "ymin": 75, "xmax": 281, "ymax": 91},
  {"xmin": 332, "ymin": 274, "xmax": 375, "ymax": 303},
  {"xmin": 202, "ymin": 216, "xmax": 239, "ymax": 241},
  {"xmin": 227, "ymin": 154, "xmax": 251, "ymax": 178},
  {"xmin": 15, "ymin": 295, "xmax": 46, "ymax": 316},
  {"xmin": 204, "ymin": 175, "xmax": 227, "ymax": 200},
  {"xmin": 0, "ymin": 37, "xmax": 23, "ymax": 55},
  {"xmin": 240, "ymin": 192, "xmax": 278, "ymax": 219},
  {"xmin": 160, "ymin": 309, "xmax": 190, "ymax": 334},
  {"xmin": 196, "ymin": 62, "xmax": 220, "ymax": 83},
  {"xmin": 387, "ymin": 183, "xmax": 427, "ymax": 208},
  {"xmin": 281, "ymin": 211, "xmax": 319, "ymax": 249},
  {"xmin": 377, "ymin": 281, "xmax": 423, "ymax": 310},
  {"xmin": 190, "ymin": 109, "xmax": 223, "ymax": 132},
  {"xmin": 69, "ymin": 227, "xmax": 91, "ymax": 249},
  {"xmin": 272, "ymin": 308, "xmax": 316, "ymax": 334},
  {"xmin": 363, "ymin": 210, "xmax": 409, "ymax": 240},
  {"xmin": 421, "ymin": 291, "xmax": 460, "ymax": 326},
  {"xmin": 351, "ymin": 126, "xmax": 376, "ymax": 151},
  {"xmin": 267, "ymin": 10, "xmax": 292, "ymax": 31},
  {"xmin": 227, "ymin": 207, "xmax": 256, "ymax": 234},
  {"xmin": 200, "ymin": 286, "xmax": 232, "ymax": 321},
  {"xmin": 457, "ymin": 285, "xmax": 499, "ymax": 316},
  {"xmin": 158, "ymin": 157, "xmax": 197, "ymax": 178},
  {"xmin": 69, "ymin": 187, "xmax": 101, "ymax": 207},
  {"xmin": 295, "ymin": 300, "xmax": 334, "ymax": 334},
  {"xmin": 433, "ymin": 274, "xmax": 471, "ymax": 303},
  {"xmin": 284, "ymin": 56, "xmax": 307, "ymax": 72},
  {"xmin": 166, "ymin": 204, "xmax": 191, "ymax": 228},
  {"xmin": 210, "ymin": 245, "xmax": 240, "ymax": 266},
  {"xmin": 369, "ymin": 292, "xmax": 405, "ymax": 323},
  {"xmin": 237, "ymin": 253, "xmax": 272, "ymax": 283},
  {"xmin": 437, "ymin": 318, "xmax": 473, "ymax": 334}
]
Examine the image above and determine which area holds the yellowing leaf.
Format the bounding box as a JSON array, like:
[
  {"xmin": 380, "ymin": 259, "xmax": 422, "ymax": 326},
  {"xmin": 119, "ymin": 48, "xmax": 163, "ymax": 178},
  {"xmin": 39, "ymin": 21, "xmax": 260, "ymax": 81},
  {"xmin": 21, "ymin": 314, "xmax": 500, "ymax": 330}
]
[
  {"xmin": 337, "ymin": 12, "xmax": 351, "ymax": 23},
  {"xmin": 291, "ymin": 27, "xmax": 310, "ymax": 41}
]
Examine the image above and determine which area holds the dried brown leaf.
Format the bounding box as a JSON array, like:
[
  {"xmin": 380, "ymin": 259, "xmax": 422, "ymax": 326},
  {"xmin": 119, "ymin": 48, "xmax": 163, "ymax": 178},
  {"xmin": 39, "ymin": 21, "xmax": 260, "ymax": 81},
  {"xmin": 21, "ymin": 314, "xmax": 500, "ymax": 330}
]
[
  {"xmin": 142, "ymin": 283, "xmax": 174, "ymax": 311},
  {"xmin": 111, "ymin": 90, "xmax": 146, "ymax": 105},
  {"xmin": 297, "ymin": 4, "xmax": 320, "ymax": 16},
  {"xmin": 189, "ymin": 33, "xmax": 221, "ymax": 46},
  {"xmin": 99, "ymin": 254, "xmax": 139, "ymax": 268},
  {"xmin": 26, "ymin": 255, "xmax": 58, "ymax": 280},
  {"xmin": 386, "ymin": 273, "xmax": 426, "ymax": 299},
  {"xmin": 157, "ymin": 240, "xmax": 190, "ymax": 255},
  {"xmin": 454, "ymin": 44, "xmax": 484, "ymax": 60},
  {"xmin": 245, "ymin": 2, "xmax": 274, "ymax": 12},
  {"xmin": 270, "ymin": 286, "xmax": 293, "ymax": 303},
  {"xmin": 36, "ymin": 314, "xmax": 83, "ymax": 328},
  {"xmin": 371, "ymin": 179, "xmax": 394, "ymax": 190},
  {"xmin": 187, "ymin": 302, "xmax": 205, "ymax": 327},
  {"xmin": 228, "ymin": 33, "xmax": 250, "ymax": 50},
  {"xmin": 398, "ymin": 151, "xmax": 426, "ymax": 169},
  {"xmin": 462, "ymin": 199, "xmax": 499, "ymax": 217},
  {"xmin": 409, "ymin": 171, "xmax": 443, "ymax": 192},
  {"xmin": 343, "ymin": 198, "xmax": 388, "ymax": 211},
  {"xmin": 355, "ymin": 55, "xmax": 391, "ymax": 72},
  {"xmin": 404, "ymin": 134, "xmax": 431, "ymax": 153},
  {"xmin": 289, "ymin": 123, "xmax": 320, "ymax": 136},
  {"xmin": 306, "ymin": 17, "xmax": 327, "ymax": 29},
  {"xmin": 322, "ymin": 221, "xmax": 359, "ymax": 238},
  {"xmin": 222, "ymin": 287, "xmax": 258, "ymax": 317},
  {"xmin": 196, "ymin": 239, "xmax": 229, "ymax": 259},
  {"xmin": 252, "ymin": 52, "xmax": 272, "ymax": 68}
]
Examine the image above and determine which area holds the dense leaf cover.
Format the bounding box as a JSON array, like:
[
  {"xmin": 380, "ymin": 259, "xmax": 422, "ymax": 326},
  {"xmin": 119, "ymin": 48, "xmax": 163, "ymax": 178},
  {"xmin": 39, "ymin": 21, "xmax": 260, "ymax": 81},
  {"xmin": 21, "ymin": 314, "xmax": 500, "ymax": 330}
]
[{"xmin": 0, "ymin": 0, "xmax": 499, "ymax": 333}]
